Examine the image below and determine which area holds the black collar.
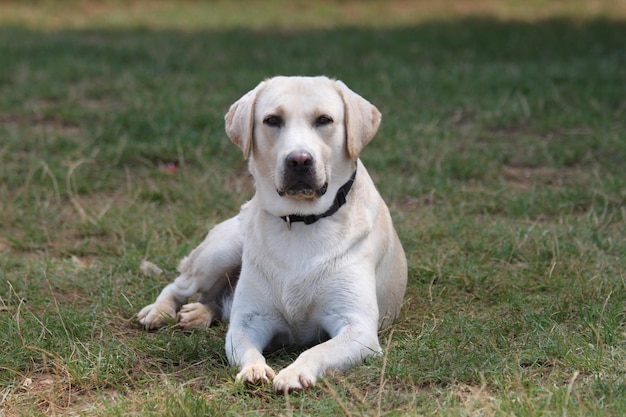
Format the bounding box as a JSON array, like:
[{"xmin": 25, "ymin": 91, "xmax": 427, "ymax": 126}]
[{"xmin": 281, "ymin": 167, "xmax": 357, "ymax": 230}]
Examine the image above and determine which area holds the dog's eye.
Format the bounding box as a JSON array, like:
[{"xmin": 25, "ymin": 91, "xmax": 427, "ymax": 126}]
[
  {"xmin": 315, "ymin": 115, "xmax": 333, "ymax": 127},
  {"xmin": 263, "ymin": 115, "xmax": 283, "ymax": 127}
]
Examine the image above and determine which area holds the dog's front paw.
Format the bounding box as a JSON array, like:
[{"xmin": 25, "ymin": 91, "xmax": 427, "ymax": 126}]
[
  {"xmin": 137, "ymin": 302, "xmax": 176, "ymax": 329},
  {"xmin": 273, "ymin": 366, "xmax": 317, "ymax": 393},
  {"xmin": 236, "ymin": 365, "xmax": 276, "ymax": 385},
  {"xmin": 177, "ymin": 302, "xmax": 215, "ymax": 331}
]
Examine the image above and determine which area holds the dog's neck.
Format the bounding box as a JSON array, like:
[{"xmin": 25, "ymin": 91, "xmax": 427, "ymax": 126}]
[{"xmin": 281, "ymin": 166, "xmax": 357, "ymax": 231}]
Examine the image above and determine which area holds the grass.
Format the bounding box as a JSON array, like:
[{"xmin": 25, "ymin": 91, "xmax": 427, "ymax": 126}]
[{"xmin": 1, "ymin": 0, "xmax": 625, "ymax": 415}]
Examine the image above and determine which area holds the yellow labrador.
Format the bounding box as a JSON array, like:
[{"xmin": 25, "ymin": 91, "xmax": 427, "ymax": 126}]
[{"xmin": 137, "ymin": 76, "xmax": 407, "ymax": 392}]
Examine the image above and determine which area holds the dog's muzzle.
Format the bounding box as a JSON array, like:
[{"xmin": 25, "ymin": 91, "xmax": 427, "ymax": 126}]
[
  {"xmin": 277, "ymin": 151, "xmax": 327, "ymax": 199},
  {"xmin": 277, "ymin": 183, "xmax": 328, "ymax": 198}
]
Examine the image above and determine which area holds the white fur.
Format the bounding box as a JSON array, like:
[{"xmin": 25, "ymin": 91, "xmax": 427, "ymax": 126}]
[{"xmin": 137, "ymin": 76, "xmax": 407, "ymax": 392}]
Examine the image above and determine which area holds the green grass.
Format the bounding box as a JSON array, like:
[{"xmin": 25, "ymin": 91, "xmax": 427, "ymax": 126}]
[{"xmin": 1, "ymin": 0, "xmax": 625, "ymax": 415}]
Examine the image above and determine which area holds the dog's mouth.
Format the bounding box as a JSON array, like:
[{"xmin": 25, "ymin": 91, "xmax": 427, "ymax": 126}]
[{"xmin": 277, "ymin": 182, "xmax": 328, "ymax": 200}]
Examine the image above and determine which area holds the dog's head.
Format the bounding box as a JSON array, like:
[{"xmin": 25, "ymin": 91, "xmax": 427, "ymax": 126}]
[{"xmin": 225, "ymin": 76, "xmax": 381, "ymax": 216}]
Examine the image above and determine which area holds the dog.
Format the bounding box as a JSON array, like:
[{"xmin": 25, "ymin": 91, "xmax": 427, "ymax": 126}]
[{"xmin": 137, "ymin": 76, "xmax": 407, "ymax": 392}]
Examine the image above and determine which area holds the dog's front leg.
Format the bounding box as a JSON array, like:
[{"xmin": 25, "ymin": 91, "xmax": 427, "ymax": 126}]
[
  {"xmin": 273, "ymin": 316, "xmax": 381, "ymax": 393},
  {"xmin": 225, "ymin": 312, "xmax": 284, "ymax": 385}
]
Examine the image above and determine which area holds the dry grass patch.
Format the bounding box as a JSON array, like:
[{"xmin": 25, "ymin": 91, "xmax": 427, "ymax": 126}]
[
  {"xmin": 2, "ymin": 0, "xmax": 626, "ymax": 31},
  {"xmin": 502, "ymin": 166, "xmax": 580, "ymax": 190}
]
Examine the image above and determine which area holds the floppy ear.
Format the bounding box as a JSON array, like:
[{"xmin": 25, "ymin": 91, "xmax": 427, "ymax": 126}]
[
  {"xmin": 225, "ymin": 81, "xmax": 267, "ymax": 159},
  {"xmin": 334, "ymin": 80, "xmax": 382, "ymax": 160}
]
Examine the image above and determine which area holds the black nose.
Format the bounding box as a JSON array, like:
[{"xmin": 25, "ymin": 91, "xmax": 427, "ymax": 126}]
[{"xmin": 285, "ymin": 151, "xmax": 314, "ymax": 169}]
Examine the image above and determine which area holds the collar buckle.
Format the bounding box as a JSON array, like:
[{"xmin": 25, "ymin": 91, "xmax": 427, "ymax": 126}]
[{"xmin": 285, "ymin": 215, "xmax": 292, "ymax": 231}]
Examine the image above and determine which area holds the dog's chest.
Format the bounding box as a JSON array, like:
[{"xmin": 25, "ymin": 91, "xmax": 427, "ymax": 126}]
[
  {"xmin": 250, "ymin": 235, "xmax": 342, "ymax": 338},
  {"xmin": 279, "ymin": 278, "xmax": 330, "ymax": 344},
  {"xmin": 241, "ymin": 205, "xmax": 362, "ymax": 342},
  {"xmin": 261, "ymin": 249, "xmax": 332, "ymax": 306}
]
